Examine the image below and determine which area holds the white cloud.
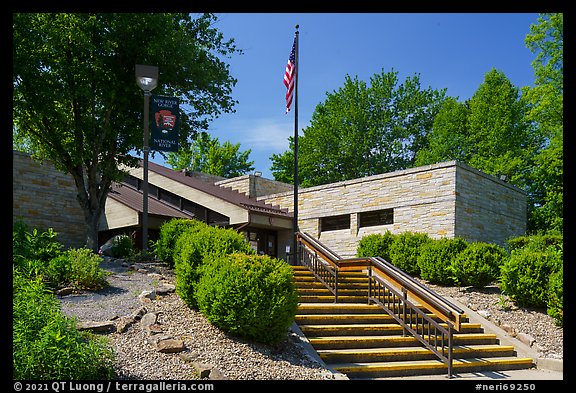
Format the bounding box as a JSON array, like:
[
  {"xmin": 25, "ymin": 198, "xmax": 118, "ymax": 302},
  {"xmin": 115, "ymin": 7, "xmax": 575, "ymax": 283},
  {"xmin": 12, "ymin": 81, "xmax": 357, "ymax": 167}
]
[{"xmin": 211, "ymin": 117, "xmax": 297, "ymax": 153}]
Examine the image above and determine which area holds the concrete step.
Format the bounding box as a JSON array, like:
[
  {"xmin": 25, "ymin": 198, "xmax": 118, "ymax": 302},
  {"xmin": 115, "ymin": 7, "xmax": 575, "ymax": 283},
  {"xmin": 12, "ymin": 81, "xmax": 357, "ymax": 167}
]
[
  {"xmin": 318, "ymin": 344, "xmax": 518, "ymax": 363},
  {"xmin": 299, "ymin": 322, "xmax": 483, "ymax": 337},
  {"xmin": 295, "ymin": 312, "xmax": 470, "ymax": 325},
  {"xmin": 298, "ymin": 295, "xmax": 369, "ymax": 303},
  {"xmin": 307, "ymin": 333, "xmax": 500, "ymax": 349},
  {"xmin": 330, "ymin": 357, "xmax": 535, "ymax": 378}
]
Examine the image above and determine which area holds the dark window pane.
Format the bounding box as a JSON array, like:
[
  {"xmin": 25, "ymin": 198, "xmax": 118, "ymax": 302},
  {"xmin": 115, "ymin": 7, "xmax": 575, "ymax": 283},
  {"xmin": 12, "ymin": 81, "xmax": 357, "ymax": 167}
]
[
  {"xmin": 359, "ymin": 209, "xmax": 394, "ymax": 228},
  {"xmin": 321, "ymin": 214, "xmax": 350, "ymax": 232},
  {"xmin": 158, "ymin": 189, "xmax": 180, "ymax": 207}
]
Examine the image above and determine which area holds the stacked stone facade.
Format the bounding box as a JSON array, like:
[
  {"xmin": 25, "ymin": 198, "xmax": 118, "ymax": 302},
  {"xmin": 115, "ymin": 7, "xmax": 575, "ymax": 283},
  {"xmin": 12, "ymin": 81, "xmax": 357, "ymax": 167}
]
[
  {"xmin": 13, "ymin": 150, "xmax": 526, "ymax": 260},
  {"xmin": 260, "ymin": 161, "xmax": 526, "ymax": 258},
  {"xmin": 13, "ymin": 151, "xmax": 87, "ymax": 248},
  {"xmin": 216, "ymin": 174, "xmax": 294, "ymax": 198}
]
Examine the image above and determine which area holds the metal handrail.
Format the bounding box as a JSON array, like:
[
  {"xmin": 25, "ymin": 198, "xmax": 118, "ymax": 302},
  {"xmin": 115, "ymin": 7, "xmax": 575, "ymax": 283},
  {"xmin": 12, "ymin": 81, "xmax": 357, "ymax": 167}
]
[{"xmin": 295, "ymin": 231, "xmax": 463, "ymax": 377}]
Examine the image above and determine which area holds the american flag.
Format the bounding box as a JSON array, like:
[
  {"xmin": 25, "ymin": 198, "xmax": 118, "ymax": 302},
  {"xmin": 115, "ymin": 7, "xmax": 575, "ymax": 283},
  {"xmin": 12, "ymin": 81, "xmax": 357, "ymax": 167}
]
[{"xmin": 284, "ymin": 36, "xmax": 296, "ymax": 113}]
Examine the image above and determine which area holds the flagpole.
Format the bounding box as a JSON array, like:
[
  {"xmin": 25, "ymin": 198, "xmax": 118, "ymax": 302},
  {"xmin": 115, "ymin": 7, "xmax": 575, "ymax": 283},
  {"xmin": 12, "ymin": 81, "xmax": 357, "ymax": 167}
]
[{"xmin": 293, "ymin": 24, "xmax": 300, "ymax": 266}]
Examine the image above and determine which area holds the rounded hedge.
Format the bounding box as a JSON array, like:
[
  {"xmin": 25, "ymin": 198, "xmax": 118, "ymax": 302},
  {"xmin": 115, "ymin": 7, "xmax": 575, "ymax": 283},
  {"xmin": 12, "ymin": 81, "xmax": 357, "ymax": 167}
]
[
  {"xmin": 195, "ymin": 253, "xmax": 299, "ymax": 345},
  {"xmin": 451, "ymin": 242, "xmax": 508, "ymax": 288},
  {"xmin": 173, "ymin": 223, "xmax": 253, "ymax": 309},
  {"xmin": 500, "ymin": 247, "xmax": 562, "ymax": 308},
  {"xmin": 387, "ymin": 232, "xmax": 431, "ymax": 276},
  {"xmin": 547, "ymin": 267, "xmax": 563, "ymax": 326},
  {"xmin": 153, "ymin": 219, "xmax": 206, "ymax": 268},
  {"xmin": 417, "ymin": 237, "xmax": 468, "ymax": 285},
  {"xmin": 357, "ymin": 231, "xmax": 395, "ymax": 261}
]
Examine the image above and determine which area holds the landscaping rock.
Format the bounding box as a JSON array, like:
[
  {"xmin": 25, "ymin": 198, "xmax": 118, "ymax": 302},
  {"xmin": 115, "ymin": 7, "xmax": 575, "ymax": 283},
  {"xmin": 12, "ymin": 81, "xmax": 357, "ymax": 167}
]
[
  {"xmin": 77, "ymin": 320, "xmax": 116, "ymax": 333},
  {"xmin": 157, "ymin": 338, "xmax": 186, "ymax": 353}
]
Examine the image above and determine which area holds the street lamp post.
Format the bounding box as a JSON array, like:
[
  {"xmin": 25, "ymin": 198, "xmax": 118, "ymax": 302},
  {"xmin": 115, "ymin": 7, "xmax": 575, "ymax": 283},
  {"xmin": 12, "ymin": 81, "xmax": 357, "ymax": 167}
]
[{"xmin": 135, "ymin": 64, "xmax": 159, "ymax": 252}]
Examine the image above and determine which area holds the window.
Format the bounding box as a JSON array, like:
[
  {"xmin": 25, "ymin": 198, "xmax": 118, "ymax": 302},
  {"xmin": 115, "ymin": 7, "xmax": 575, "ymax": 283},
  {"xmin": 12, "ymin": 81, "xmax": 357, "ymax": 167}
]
[
  {"xmin": 123, "ymin": 175, "xmax": 140, "ymax": 189},
  {"xmin": 320, "ymin": 214, "xmax": 350, "ymax": 232},
  {"xmin": 359, "ymin": 208, "xmax": 394, "ymax": 228},
  {"xmin": 158, "ymin": 189, "xmax": 180, "ymax": 207}
]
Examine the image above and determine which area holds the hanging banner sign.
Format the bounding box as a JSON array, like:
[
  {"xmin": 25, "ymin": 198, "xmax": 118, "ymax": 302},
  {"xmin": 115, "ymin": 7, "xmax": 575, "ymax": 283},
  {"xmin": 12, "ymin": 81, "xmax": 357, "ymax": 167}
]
[{"xmin": 150, "ymin": 95, "xmax": 180, "ymax": 152}]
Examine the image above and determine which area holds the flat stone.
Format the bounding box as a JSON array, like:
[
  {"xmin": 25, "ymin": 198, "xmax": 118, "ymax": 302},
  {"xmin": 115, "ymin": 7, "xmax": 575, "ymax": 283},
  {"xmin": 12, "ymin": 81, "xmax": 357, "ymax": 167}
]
[
  {"xmin": 140, "ymin": 312, "xmax": 158, "ymax": 329},
  {"xmin": 157, "ymin": 338, "xmax": 186, "ymax": 353},
  {"xmin": 156, "ymin": 284, "xmax": 176, "ymax": 295},
  {"xmin": 517, "ymin": 332, "xmax": 536, "ymax": 347},
  {"xmin": 130, "ymin": 306, "xmax": 147, "ymax": 320},
  {"xmin": 115, "ymin": 316, "xmax": 135, "ymax": 333},
  {"xmin": 76, "ymin": 320, "xmax": 116, "ymax": 333},
  {"xmin": 56, "ymin": 287, "xmax": 74, "ymax": 296},
  {"xmin": 138, "ymin": 290, "xmax": 156, "ymax": 302},
  {"xmin": 500, "ymin": 323, "xmax": 516, "ymax": 336}
]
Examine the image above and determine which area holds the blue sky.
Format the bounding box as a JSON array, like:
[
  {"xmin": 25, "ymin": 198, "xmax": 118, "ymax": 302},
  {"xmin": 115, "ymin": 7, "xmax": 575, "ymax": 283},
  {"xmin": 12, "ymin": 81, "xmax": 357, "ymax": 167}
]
[{"xmin": 151, "ymin": 13, "xmax": 540, "ymax": 179}]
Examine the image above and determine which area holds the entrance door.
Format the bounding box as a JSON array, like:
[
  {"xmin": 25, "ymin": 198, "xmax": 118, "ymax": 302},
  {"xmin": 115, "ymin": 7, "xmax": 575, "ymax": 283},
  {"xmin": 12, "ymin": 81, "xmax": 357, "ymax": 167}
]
[{"xmin": 244, "ymin": 229, "xmax": 277, "ymax": 258}]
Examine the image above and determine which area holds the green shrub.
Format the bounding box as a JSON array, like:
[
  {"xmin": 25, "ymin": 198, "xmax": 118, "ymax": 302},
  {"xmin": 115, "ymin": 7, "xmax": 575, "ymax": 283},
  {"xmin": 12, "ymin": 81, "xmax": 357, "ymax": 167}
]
[
  {"xmin": 387, "ymin": 232, "xmax": 431, "ymax": 276},
  {"xmin": 110, "ymin": 234, "xmax": 135, "ymax": 258},
  {"xmin": 13, "ymin": 268, "xmax": 114, "ymax": 379},
  {"xmin": 45, "ymin": 253, "xmax": 72, "ymax": 288},
  {"xmin": 174, "ymin": 222, "xmax": 253, "ymax": 308},
  {"xmin": 507, "ymin": 232, "xmax": 563, "ymax": 253},
  {"xmin": 357, "ymin": 231, "xmax": 396, "ymax": 261},
  {"xmin": 66, "ymin": 248, "xmax": 108, "ymax": 290},
  {"xmin": 195, "ymin": 253, "xmax": 299, "ymax": 345},
  {"xmin": 13, "ymin": 221, "xmax": 63, "ymax": 269},
  {"xmin": 500, "ymin": 247, "xmax": 562, "ymax": 308},
  {"xmin": 547, "ymin": 267, "xmax": 563, "ymax": 326},
  {"xmin": 153, "ymin": 219, "xmax": 205, "ymax": 267},
  {"xmin": 451, "ymin": 242, "xmax": 508, "ymax": 287},
  {"xmin": 417, "ymin": 237, "xmax": 468, "ymax": 285}
]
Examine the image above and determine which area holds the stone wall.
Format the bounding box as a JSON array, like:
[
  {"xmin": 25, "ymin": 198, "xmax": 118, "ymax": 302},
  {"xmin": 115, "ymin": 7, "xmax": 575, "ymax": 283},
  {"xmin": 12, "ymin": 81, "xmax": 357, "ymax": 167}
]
[
  {"xmin": 216, "ymin": 175, "xmax": 293, "ymax": 198},
  {"xmin": 454, "ymin": 162, "xmax": 526, "ymax": 245},
  {"xmin": 260, "ymin": 161, "xmax": 526, "ymax": 258},
  {"xmin": 13, "ymin": 151, "xmax": 87, "ymax": 248}
]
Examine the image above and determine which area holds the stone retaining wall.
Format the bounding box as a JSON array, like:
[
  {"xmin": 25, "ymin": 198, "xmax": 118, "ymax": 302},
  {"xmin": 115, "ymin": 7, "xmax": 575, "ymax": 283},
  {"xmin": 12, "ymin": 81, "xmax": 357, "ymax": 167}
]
[
  {"xmin": 260, "ymin": 161, "xmax": 526, "ymax": 258},
  {"xmin": 13, "ymin": 151, "xmax": 87, "ymax": 248}
]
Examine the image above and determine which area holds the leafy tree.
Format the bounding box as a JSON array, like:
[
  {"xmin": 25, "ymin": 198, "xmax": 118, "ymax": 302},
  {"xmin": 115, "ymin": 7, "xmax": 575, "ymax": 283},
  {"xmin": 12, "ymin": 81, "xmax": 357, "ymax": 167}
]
[
  {"xmin": 522, "ymin": 13, "xmax": 563, "ymax": 233},
  {"xmin": 165, "ymin": 132, "xmax": 254, "ymax": 178},
  {"xmin": 13, "ymin": 13, "xmax": 241, "ymax": 251},
  {"xmin": 414, "ymin": 97, "xmax": 470, "ymax": 165},
  {"xmin": 270, "ymin": 69, "xmax": 446, "ymax": 186},
  {"xmin": 417, "ymin": 68, "xmax": 540, "ymax": 186},
  {"xmin": 465, "ymin": 68, "xmax": 539, "ymax": 183}
]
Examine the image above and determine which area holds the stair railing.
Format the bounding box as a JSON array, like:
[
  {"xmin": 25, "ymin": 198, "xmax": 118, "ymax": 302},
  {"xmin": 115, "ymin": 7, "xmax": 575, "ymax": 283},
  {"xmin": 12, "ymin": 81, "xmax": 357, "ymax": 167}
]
[
  {"xmin": 297, "ymin": 232, "xmax": 340, "ymax": 301},
  {"xmin": 295, "ymin": 231, "xmax": 464, "ymax": 378}
]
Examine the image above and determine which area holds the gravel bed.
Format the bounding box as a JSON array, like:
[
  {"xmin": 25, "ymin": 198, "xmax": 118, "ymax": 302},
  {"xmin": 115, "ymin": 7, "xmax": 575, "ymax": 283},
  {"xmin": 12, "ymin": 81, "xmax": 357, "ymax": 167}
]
[
  {"xmin": 59, "ymin": 258, "xmax": 562, "ymax": 380},
  {"xmin": 414, "ymin": 278, "xmax": 563, "ymax": 360},
  {"xmin": 58, "ymin": 258, "xmax": 336, "ymax": 380}
]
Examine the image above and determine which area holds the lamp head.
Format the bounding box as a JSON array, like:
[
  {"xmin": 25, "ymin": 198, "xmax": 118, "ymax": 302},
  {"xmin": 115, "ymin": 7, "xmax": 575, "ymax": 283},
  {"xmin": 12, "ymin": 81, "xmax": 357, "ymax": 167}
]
[{"xmin": 135, "ymin": 64, "xmax": 159, "ymax": 92}]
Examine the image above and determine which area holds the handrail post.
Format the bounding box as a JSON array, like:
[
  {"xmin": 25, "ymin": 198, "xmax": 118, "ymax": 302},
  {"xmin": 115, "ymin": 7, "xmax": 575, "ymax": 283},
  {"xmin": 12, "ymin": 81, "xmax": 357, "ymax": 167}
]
[
  {"xmin": 334, "ymin": 269, "xmax": 338, "ymax": 303},
  {"xmin": 447, "ymin": 325, "xmax": 454, "ymax": 378},
  {"xmin": 367, "ymin": 264, "xmax": 372, "ymax": 305},
  {"xmin": 402, "ymin": 286, "xmax": 408, "ymax": 337}
]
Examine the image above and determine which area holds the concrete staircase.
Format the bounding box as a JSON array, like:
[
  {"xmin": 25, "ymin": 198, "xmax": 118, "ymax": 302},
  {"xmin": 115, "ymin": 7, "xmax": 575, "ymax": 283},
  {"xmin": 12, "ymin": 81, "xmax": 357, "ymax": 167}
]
[{"xmin": 292, "ymin": 265, "xmax": 535, "ymax": 378}]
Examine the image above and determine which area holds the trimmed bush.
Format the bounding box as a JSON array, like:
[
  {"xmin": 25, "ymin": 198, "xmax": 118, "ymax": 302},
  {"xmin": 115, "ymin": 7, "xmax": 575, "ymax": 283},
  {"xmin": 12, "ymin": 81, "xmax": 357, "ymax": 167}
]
[
  {"xmin": 153, "ymin": 218, "xmax": 205, "ymax": 268},
  {"xmin": 500, "ymin": 247, "xmax": 562, "ymax": 308},
  {"xmin": 507, "ymin": 232, "xmax": 563, "ymax": 253},
  {"xmin": 387, "ymin": 232, "xmax": 431, "ymax": 276},
  {"xmin": 195, "ymin": 253, "xmax": 299, "ymax": 345},
  {"xmin": 417, "ymin": 237, "xmax": 468, "ymax": 285},
  {"xmin": 357, "ymin": 231, "xmax": 396, "ymax": 261},
  {"xmin": 547, "ymin": 267, "xmax": 563, "ymax": 326},
  {"xmin": 174, "ymin": 222, "xmax": 253, "ymax": 309},
  {"xmin": 451, "ymin": 242, "xmax": 508, "ymax": 287},
  {"xmin": 13, "ymin": 268, "xmax": 114, "ymax": 379}
]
